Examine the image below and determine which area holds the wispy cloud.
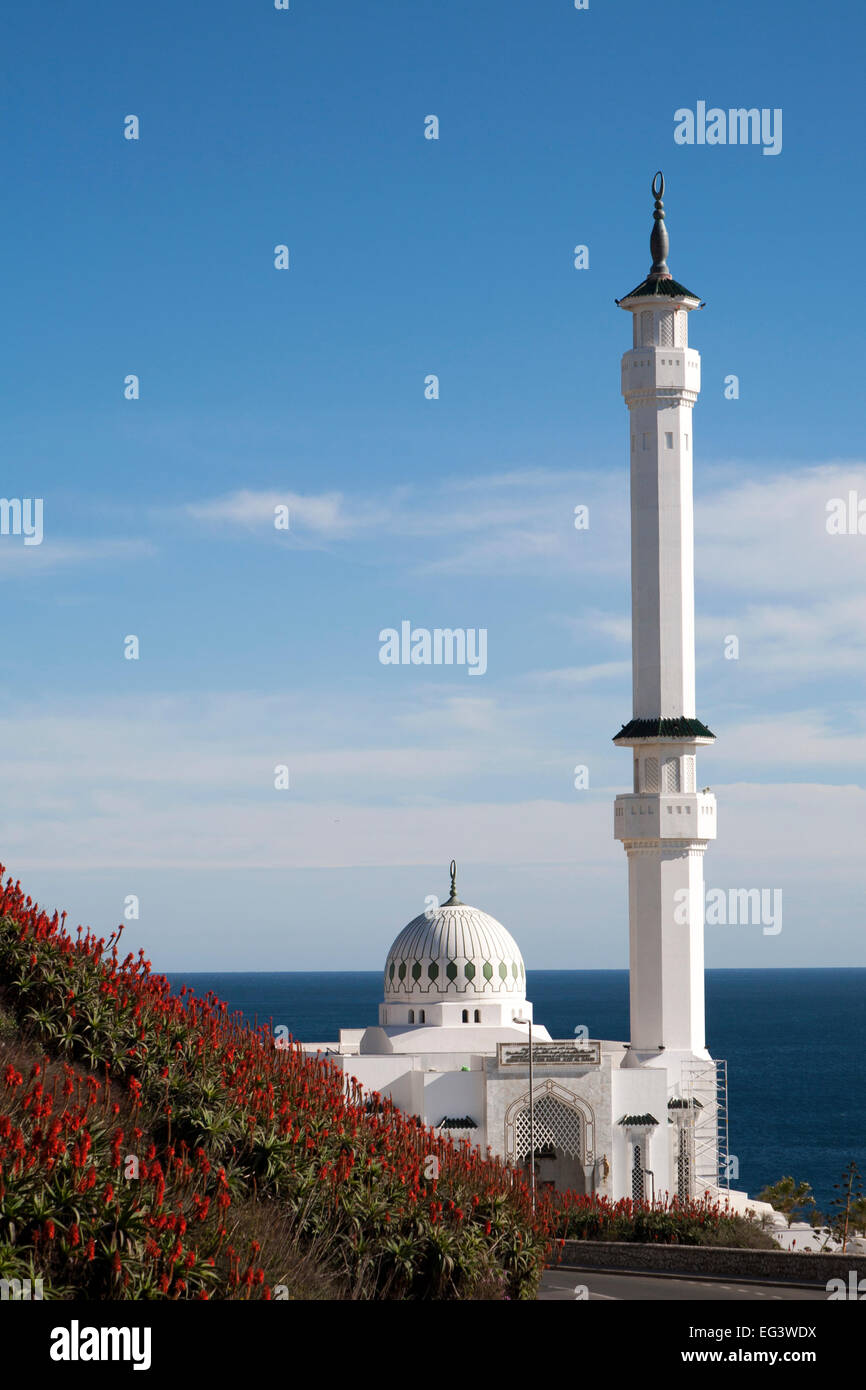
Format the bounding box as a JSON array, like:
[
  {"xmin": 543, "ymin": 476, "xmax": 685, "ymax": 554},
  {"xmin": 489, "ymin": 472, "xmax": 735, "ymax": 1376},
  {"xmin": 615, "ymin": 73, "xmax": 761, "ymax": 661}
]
[
  {"xmin": 525, "ymin": 661, "xmax": 631, "ymax": 687},
  {"xmin": 184, "ymin": 470, "xmax": 628, "ymax": 575},
  {"xmin": 182, "ymin": 463, "xmax": 866, "ymax": 593},
  {"xmin": 0, "ymin": 539, "xmax": 154, "ymax": 572},
  {"xmin": 1, "ymin": 688, "xmax": 862, "ymax": 872},
  {"xmin": 185, "ymin": 489, "xmax": 383, "ymax": 536}
]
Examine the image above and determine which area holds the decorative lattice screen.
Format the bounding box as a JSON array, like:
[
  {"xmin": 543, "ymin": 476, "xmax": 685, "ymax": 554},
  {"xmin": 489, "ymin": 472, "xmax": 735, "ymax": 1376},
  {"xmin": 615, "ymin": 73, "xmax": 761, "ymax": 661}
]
[
  {"xmin": 632, "ymin": 1145, "xmax": 645, "ymax": 1201},
  {"xmin": 677, "ymin": 1142, "xmax": 691, "ymax": 1203},
  {"xmin": 514, "ymin": 1095, "xmax": 583, "ymax": 1161}
]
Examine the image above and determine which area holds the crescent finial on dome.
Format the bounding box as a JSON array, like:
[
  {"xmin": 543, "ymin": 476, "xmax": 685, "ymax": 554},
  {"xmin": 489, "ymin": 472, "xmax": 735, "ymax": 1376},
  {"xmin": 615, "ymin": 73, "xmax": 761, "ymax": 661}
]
[{"xmin": 444, "ymin": 859, "xmax": 463, "ymax": 906}]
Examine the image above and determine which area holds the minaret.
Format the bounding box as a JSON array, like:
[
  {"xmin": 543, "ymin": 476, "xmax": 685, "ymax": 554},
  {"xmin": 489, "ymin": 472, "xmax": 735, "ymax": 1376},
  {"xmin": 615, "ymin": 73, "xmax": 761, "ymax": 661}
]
[{"xmin": 613, "ymin": 173, "xmax": 717, "ymax": 1068}]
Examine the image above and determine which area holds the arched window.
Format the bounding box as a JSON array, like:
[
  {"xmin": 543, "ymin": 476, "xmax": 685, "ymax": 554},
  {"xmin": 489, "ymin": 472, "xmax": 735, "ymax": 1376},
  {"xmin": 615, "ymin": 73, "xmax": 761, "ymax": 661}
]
[
  {"xmin": 462, "ymin": 1010, "xmax": 469, "ymax": 1023},
  {"xmin": 419, "ymin": 1010, "xmax": 426, "ymax": 1023},
  {"xmin": 408, "ymin": 1009, "xmax": 415, "ymax": 1024},
  {"xmin": 474, "ymin": 1010, "xmax": 481, "ymax": 1023}
]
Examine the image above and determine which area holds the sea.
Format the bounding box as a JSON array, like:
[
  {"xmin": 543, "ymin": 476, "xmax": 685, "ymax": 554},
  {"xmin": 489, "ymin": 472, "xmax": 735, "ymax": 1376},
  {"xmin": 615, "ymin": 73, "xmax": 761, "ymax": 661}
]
[{"xmin": 165, "ymin": 967, "xmax": 866, "ymax": 1217}]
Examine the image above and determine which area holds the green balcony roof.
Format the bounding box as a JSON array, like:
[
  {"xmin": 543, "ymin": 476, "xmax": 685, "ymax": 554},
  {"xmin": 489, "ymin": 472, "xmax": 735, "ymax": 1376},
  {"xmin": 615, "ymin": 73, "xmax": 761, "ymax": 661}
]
[
  {"xmin": 613, "ymin": 717, "xmax": 715, "ymax": 742},
  {"xmin": 617, "ymin": 276, "xmax": 701, "ymax": 303}
]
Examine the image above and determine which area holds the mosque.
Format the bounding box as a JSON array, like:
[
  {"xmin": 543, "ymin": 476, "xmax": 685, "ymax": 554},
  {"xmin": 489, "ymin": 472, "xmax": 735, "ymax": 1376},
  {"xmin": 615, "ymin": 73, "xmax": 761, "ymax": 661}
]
[{"xmin": 305, "ymin": 176, "xmax": 766, "ymax": 1214}]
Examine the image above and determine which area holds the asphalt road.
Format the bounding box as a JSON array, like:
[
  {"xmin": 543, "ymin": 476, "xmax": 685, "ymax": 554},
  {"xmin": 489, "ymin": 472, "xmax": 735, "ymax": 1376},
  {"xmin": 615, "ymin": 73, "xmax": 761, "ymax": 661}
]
[{"xmin": 539, "ymin": 1268, "xmax": 828, "ymax": 1301}]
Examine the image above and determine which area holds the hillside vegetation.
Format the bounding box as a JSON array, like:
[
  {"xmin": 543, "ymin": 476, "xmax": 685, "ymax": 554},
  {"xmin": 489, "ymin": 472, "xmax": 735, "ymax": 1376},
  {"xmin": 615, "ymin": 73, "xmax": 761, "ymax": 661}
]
[{"xmin": 0, "ymin": 869, "xmax": 547, "ymax": 1299}]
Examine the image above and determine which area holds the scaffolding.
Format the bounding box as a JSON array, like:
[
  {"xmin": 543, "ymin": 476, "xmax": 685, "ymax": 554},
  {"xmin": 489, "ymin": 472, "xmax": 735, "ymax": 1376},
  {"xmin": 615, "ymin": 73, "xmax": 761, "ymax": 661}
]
[{"xmin": 681, "ymin": 1058, "xmax": 729, "ymax": 1196}]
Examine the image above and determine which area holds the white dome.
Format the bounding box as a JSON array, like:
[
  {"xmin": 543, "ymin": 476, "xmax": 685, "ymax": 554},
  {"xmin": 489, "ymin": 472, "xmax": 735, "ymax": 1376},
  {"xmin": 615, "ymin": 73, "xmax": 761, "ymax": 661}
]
[{"xmin": 384, "ymin": 900, "xmax": 526, "ymax": 999}]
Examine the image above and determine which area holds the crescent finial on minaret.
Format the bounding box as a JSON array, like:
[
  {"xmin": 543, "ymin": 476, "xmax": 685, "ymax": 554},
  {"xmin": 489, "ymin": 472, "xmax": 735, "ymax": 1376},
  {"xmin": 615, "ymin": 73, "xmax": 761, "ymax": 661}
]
[{"xmin": 648, "ymin": 170, "xmax": 671, "ymax": 281}]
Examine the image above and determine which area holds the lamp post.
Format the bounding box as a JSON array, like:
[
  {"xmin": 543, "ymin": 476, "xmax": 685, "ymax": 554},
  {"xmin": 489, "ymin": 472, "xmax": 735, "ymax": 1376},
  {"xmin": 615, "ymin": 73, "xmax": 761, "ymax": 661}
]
[{"xmin": 513, "ymin": 1014, "xmax": 535, "ymax": 1214}]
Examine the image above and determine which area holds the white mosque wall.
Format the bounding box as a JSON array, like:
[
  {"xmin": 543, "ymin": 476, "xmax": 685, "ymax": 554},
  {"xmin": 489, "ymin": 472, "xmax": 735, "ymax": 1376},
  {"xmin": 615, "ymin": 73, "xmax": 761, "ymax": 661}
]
[
  {"xmin": 319, "ymin": 1054, "xmax": 487, "ymax": 1146},
  {"xmin": 379, "ymin": 1067, "xmax": 424, "ymax": 1119},
  {"xmin": 421, "ymin": 1068, "xmax": 485, "ymax": 1131},
  {"xmin": 328, "ymin": 1053, "xmax": 415, "ymax": 1093},
  {"xmin": 309, "ymin": 1038, "xmax": 711, "ymax": 1205},
  {"xmin": 610, "ymin": 1066, "xmax": 674, "ymax": 1200}
]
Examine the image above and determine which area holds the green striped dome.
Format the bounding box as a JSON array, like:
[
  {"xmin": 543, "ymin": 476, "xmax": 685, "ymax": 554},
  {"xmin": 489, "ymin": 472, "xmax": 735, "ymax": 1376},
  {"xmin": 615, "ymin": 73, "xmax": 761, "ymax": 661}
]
[{"xmin": 384, "ymin": 903, "xmax": 526, "ymax": 999}]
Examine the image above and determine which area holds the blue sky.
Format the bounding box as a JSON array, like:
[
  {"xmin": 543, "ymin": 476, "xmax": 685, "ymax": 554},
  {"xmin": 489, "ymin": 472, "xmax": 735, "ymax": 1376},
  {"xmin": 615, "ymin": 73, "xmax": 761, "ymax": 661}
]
[{"xmin": 2, "ymin": 0, "xmax": 865, "ymax": 971}]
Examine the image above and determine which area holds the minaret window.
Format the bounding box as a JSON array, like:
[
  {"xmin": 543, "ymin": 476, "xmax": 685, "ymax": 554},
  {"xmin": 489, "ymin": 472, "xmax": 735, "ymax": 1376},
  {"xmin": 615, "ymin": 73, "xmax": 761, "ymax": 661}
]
[
  {"xmin": 665, "ymin": 432, "xmax": 674, "ymax": 449},
  {"xmin": 419, "ymin": 1010, "xmax": 426, "ymax": 1023},
  {"xmin": 462, "ymin": 1009, "xmax": 469, "ymax": 1023},
  {"xmin": 659, "ymin": 312, "xmax": 674, "ymax": 347},
  {"xmin": 663, "ymin": 757, "xmax": 680, "ymax": 792},
  {"xmin": 644, "ymin": 757, "xmax": 659, "ymax": 792},
  {"xmin": 408, "ymin": 1009, "xmax": 415, "ymax": 1024},
  {"xmin": 674, "ymin": 310, "xmax": 687, "ymax": 346},
  {"xmin": 474, "ymin": 1010, "xmax": 481, "ymax": 1022},
  {"xmin": 683, "ymin": 756, "xmax": 695, "ymax": 792},
  {"xmin": 640, "ymin": 310, "xmax": 653, "ymax": 345},
  {"xmin": 642, "ymin": 432, "xmax": 650, "ymax": 451}
]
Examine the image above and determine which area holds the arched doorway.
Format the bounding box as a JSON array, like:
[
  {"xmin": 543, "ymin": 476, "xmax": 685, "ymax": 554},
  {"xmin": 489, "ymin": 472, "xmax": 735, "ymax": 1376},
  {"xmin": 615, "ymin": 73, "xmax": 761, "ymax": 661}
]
[{"xmin": 505, "ymin": 1086, "xmax": 594, "ymax": 1195}]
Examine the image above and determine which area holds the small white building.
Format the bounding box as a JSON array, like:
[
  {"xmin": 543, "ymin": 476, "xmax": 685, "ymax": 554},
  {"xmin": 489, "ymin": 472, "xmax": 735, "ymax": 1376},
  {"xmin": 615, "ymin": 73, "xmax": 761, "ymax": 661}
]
[{"xmin": 305, "ymin": 176, "xmax": 771, "ymax": 1218}]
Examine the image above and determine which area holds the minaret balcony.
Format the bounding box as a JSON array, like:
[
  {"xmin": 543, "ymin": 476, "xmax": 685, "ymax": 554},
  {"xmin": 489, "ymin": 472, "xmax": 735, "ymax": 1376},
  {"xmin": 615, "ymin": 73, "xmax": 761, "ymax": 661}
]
[
  {"xmin": 613, "ymin": 791, "xmax": 717, "ymax": 842},
  {"xmin": 621, "ymin": 347, "xmax": 700, "ymax": 406}
]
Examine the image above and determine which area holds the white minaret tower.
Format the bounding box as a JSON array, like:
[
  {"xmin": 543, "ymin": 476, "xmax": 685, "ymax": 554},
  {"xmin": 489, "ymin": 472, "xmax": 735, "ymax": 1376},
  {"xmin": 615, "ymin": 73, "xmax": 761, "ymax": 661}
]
[{"xmin": 613, "ymin": 173, "xmax": 717, "ymax": 1070}]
